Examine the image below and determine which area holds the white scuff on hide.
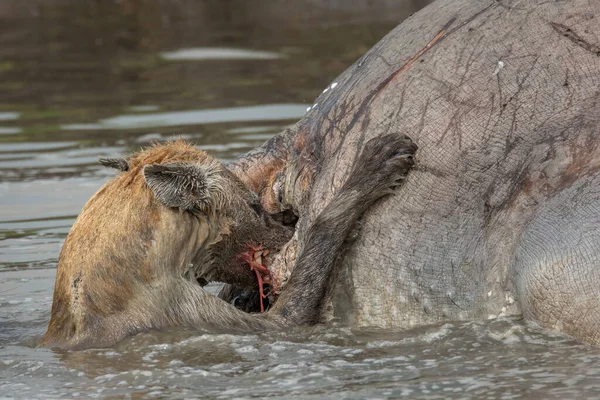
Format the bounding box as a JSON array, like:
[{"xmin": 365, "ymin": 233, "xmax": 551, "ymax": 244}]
[{"xmin": 493, "ymin": 61, "xmax": 505, "ymax": 75}]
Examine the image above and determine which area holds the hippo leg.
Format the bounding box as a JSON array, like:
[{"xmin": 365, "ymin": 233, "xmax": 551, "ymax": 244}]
[{"xmin": 515, "ymin": 173, "xmax": 600, "ymax": 345}]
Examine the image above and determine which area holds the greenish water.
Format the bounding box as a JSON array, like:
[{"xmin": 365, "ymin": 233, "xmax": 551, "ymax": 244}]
[{"xmin": 2, "ymin": 1, "xmax": 600, "ymax": 399}]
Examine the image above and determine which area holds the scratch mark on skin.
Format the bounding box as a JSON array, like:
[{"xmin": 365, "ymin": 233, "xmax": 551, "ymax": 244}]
[
  {"xmin": 448, "ymin": 293, "xmax": 463, "ymax": 310},
  {"xmin": 376, "ymin": 17, "xmax": 457, "ymax": 96},
  {"xmin": 376, "ymin": 1, "xmax": 498, "ymax": 97},
  {"xmin": 549, "ymin": 21, "xmax": 600, "ymax": 56},
  {"xmin": 417, "ymin": 99, "xmax": 430, "ymax": 138},
  {"xmin": 338, "ymin": 2, "xmax": 499, "ymax": 139},
  {"xmin": 436, "ymin": 110, "xmax": 462, "ymax": 148},
  {"xmin": 459, "ymin": 35, "xmax": 485, "ymax": 86}
]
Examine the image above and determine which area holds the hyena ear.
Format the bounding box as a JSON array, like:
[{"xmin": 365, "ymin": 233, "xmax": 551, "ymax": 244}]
[
  {"xmin": 99, "ymin": 158, "xmax": 129, "ymax": 172},
  {"xmin": 143, "ymin": 162, "xmax": 220, "ymax": 214}
]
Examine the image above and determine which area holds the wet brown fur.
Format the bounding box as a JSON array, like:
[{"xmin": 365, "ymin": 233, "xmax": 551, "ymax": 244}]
[
  {"xmin": 42, "ymin": 136, "xmax": 416, "ymax": 349},
  {"xmin": 42, "ymin": 141, "xmax": 292, "ymax": 349}
]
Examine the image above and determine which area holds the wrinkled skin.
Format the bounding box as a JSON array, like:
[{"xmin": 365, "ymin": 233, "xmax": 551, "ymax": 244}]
[
  {"xmin": 42, "ymin": 136, "xmax": 416, "ymax": 349},
  {"xmin": 225, "ymin": 0, "xmax": 600, "ymax": 345}
]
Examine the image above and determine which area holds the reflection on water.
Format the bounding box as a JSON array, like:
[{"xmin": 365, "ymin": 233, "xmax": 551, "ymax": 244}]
[
  {"xmin": 62, "ymin": 104, "xmax": 308, "ymax": 130},
  {"xmin": 160, "ymin": 48, "xmax": 283, "ymax": 61},
  {"xmin": 0, "ymin": 112, "xmax": 19, "ymax": 120},
  {"xmin": 0, "ymin": 127, "xmax": 21, "ymax": 135},
  {"xmin": 3, "ymin": 0, "xmax": 598, "ymax": 398}
]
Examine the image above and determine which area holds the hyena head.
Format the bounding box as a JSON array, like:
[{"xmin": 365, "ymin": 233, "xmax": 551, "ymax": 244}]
[{"xmin": 43, "ymin": 140, "xmax": 292, "ymax": 347}]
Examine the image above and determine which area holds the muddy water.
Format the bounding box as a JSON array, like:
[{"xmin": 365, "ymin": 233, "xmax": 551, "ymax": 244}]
[{"xmin": 2, "ymin": 1, "xmax": 600, "ymax": 398}]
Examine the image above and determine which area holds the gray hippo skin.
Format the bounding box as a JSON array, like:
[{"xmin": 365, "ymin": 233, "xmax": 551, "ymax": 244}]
[{"xmin": 228, "ymin": 0, "xmax": 600, "ymax": 345}]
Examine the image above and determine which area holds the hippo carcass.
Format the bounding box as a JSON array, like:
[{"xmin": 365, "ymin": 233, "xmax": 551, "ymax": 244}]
[{"xmin": 227, "ymin": 0, "xmax": 600, "ymax": 345}]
